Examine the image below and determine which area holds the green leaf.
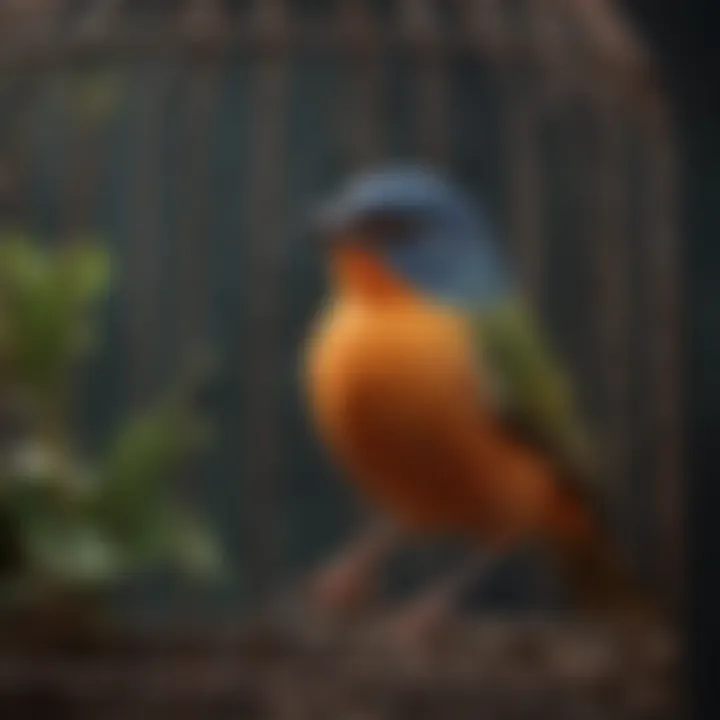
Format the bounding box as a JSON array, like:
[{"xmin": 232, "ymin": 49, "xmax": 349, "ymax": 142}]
[
  {"xmin": 95, "ymin": 396, "xmax": 211, "ymax": 543},
  {"xmin": 0, "ymin": 235, "xmax": 49, "ymax": 291},
  {"xmin": 101, "ymin": 405, "xmax": 203, "ymax": 498},
  {"xmin": 167, "ymin": 508, "xmax": 225, "ymax": 578},
  {"xmin": 23, "ymin": 514, "xmax": 125, "ymax": 586},
  {"xmin": 0, "ymin": 236, "xmax": 111, "ymax": 389},
  {"xmin": 54, "ymin": 240, "xmax": 112, "ymax": 309}
]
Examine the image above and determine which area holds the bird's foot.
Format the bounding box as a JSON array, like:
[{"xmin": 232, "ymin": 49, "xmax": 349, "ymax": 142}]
[
  {"xmin": 305, "ymin": 553, "xmax": 381, "ymax": 619},
  {"xmin": 382, "ymin": 591, "xmax": 453, "ymax": 654},
  {"xmin": 303, "ymin": 521, "xmax": 401, "ymax": 620}
]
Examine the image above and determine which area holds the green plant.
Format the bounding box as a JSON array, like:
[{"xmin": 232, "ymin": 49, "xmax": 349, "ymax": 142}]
[{"xmin": 0, "ymin": 234, "xmax": 223, "ymax": 607}]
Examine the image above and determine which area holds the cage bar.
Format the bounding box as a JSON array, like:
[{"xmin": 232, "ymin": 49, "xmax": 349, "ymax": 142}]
[
  {"xmin": 400, "ymin": 0, "xmax": 448, "ymax": 168},
  {"xmin": 243, "ymin": 0, "xmax": 289, "ymax": 604},
  {"xmin": 339, "ymin": 0, "xmax": 385, "ymax": 166},
  {"xmin": 642, "ymin": 101, "xmax": 683, "ymax": 609},
  {"xmin": 170, "ymin": 2, "xmax": 221, "ymax": 357},
  {"xmin": 591, "ymin": 101, "xmax": 634, "ymax": 546},
  {"xmin": 125, "ymin": 65, "xmax": 174, "ymax": 405},
  {"xmin": 503, "ymin": 91, "xmax": 546, "ymax": 301}
]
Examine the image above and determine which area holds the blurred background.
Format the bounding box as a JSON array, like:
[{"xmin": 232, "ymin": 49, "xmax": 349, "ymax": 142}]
[{"xmin": 0, "ymin": 0, "xmax": 708, "ymax": 717}]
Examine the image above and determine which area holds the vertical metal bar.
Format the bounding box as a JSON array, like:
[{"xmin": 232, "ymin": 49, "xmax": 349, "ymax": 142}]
[
  {"xmin": 74, "ymin": 0, "xmax": 125, "ymax": 43},
  {"xmin": 244, "ymin": 0, "xmax": 288, "ymax": 604},
  {"xmin": 642, "ymin": 99, "xmax": 683, "ymax": 609},
  {"xmin": 174, "ymin": 0, "xmax": 225, "ymax": 357},
  {"xmin": 400, "ymin": 0, "xmax": 447, "ymax": 168},
  {"xmin": 489, "ymin": 0, "xmax": 547, "ymax": 303},
  {"xmin": 503, "ymin": 92, "xmax": 545, "ymax": 302},
  {"xmin": 126, "ymin": 65, "xmax": 172, "ymax": 405},
  {"xmin": 0, "ymin": 0, "xmax": 66, "ymax": 231},
  {"xmin": 339, "ymin": 0, "xmax": 384, "ymax": 167},
  {"xmin": 0, "ymin": 66, "xmax": 41, "ymax": 230},
  {"xmin": 527, "ymin": 0, "xmax": 579, "ymax": 101},
  {"xmin": 461, "ymin": 0, "xmax": 510, "ymax": 62},
  {"xmin": 591, "ymin": 98, "xmax": 634, "ymax": 545},
  {"xmin": 62, "ymin": 70, "xmax": 108, "ymax": 240},
  {"xmin": 179, "ymin": 0, "xmax": 229, "ymax": 51}
]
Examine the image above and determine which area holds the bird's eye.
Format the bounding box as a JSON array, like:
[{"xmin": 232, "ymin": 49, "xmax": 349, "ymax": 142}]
[{"xmin": 357, "ymin": 216, "xmax": 416, "ymax": 247}]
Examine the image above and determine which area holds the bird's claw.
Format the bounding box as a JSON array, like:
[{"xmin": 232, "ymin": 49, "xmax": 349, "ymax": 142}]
[
  {"xmin": 305, "ymin": 555, "xmax": 380, "ymax": 619},
  {"xmin": 382, "ymin": 593, "xmax": 452, "ymax": 653}
]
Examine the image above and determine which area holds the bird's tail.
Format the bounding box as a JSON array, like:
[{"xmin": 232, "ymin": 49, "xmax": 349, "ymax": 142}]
[{"xmin": 546, "ymin": 486, "xmax": 661, "ymax": 621}]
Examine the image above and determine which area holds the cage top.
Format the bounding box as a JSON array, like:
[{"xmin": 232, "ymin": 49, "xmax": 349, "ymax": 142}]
[{"xmin": 0, "ymin": 1, "xmax": 651, "ymax": 69}]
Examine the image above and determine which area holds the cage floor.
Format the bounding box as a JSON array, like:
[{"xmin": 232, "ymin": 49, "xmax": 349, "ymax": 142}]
[{"xmin": 0, "ymin": 615, "xmax": 680, "ymax": 720}]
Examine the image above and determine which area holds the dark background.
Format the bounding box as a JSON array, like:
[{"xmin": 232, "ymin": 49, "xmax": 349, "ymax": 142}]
[{"xmin": 626, "ymin": 0, "xmax": 718, "ymax": 714}]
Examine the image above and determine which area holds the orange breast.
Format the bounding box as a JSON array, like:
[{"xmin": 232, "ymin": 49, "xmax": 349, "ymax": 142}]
[{"xmin": 303, "ymin": 296, "xmax": 497, "ymax": 533}]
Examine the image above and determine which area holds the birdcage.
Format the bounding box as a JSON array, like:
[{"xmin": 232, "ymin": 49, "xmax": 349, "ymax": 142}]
[
  {"xmin": 0, "ymin": 0, "xmax": 682, "ymax": 618},
  {"xmin": 0, "ymin": 1, "xmax": 684, "ymax": 717}
]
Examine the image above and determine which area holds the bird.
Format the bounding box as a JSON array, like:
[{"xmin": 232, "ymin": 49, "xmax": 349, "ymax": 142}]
[{"xmin": 300, "ymin": 165, "xmax": 653, "ymax": 630}]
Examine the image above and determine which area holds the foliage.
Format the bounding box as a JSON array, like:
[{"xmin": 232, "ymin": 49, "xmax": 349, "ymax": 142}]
[{"xmin": 0, "ymin": 234, "xmax": 223, "ymax": 606}]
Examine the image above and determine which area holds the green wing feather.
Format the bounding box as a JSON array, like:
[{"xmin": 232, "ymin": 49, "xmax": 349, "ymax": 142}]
[{"xmin": 473, "ymin": 299, "xmax": 600, "ymax": 498}]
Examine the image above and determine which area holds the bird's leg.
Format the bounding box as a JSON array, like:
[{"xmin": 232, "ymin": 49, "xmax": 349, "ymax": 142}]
[
  {"xmin": 383, "ymin": 551, "xmax": 501, "ymax": 650},
  {"xmin": 304, "ymin": 517, "xmax": 403, "ymax": 619}
]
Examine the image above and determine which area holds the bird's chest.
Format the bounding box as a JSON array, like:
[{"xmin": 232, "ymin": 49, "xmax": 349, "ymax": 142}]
[
  {"xmin": 303, "ymin": 302, "xmax": 479, "ymax": 516},
  {"xmin": 306, "ymin": 302, "xmax": 461, "ymax": 423}
]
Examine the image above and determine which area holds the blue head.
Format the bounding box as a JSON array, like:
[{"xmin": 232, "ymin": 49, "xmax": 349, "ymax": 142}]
[{"xmin": 315, "ymin": 165, "xmax": 512, "ymax": 308}]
